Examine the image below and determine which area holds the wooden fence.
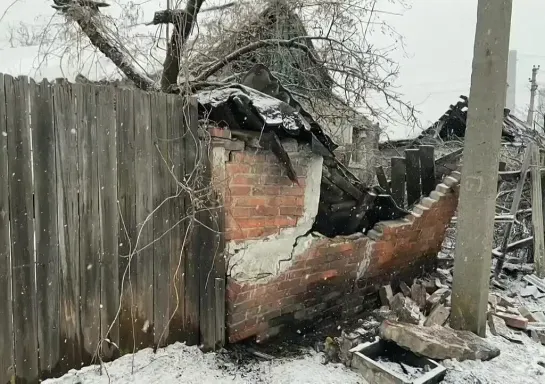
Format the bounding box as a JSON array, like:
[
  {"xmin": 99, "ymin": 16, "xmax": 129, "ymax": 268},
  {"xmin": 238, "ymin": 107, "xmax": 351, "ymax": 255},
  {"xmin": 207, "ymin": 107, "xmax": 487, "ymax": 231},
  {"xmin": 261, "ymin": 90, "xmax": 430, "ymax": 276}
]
[
  {"xmin": 0, "ymin": 74, "xmax": 225, "ymax": 383},
  {"xmin": 376, "ymin": 145, "xmax": 437, "ymax": 208}
]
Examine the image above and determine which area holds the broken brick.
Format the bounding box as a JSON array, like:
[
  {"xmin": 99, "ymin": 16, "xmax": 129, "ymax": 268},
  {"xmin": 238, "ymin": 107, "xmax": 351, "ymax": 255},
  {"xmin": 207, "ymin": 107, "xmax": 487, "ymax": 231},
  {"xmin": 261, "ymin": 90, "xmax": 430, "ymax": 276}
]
[
  {"xmin": 399, "ymin": 281, "xmax": 411, "ymax": 297},
  {"xmin": 518, "ymin": 306, "xmax": 537, "ymax": 322},
  {"xmin": 487, "ymin": 313, "xmax": 523, "ymax": 343},
  {"xmin": 495, "ymin": 312, "xmax": 528, "ymax": 330},
  {"xmin": 411, "ymin": 281, "xmax": 427, "ymax": 310},
  {"xmin": 424, "ymin": 304, "xmax": 450, "ymax": 327},
  {"xmin": 379, "ymin": 285, "xmax": 394, "ymax": 307}
]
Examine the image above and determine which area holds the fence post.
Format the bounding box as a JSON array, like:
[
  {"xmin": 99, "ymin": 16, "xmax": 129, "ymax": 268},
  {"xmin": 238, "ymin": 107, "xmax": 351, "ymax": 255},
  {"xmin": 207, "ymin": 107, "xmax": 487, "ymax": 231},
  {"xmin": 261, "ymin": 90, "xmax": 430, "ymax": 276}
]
[
  {"xmin": 405, "ymin": 149, "xmax": 421, "ymax": 207},
  {"xmin": 419, "ymin": 145, "xmax": 435, "ymax": 196},
  {"xmin": 390, "ymin": 156, "xmax": 406, "ymax": 207}
]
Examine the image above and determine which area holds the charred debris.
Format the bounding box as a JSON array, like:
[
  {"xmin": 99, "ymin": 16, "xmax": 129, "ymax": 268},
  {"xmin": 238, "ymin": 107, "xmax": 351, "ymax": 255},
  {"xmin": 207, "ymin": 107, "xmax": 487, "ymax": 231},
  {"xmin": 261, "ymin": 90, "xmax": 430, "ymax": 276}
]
[{"xmin": 196, "ymin": 63, "xmax": 409, "ymax": 238}]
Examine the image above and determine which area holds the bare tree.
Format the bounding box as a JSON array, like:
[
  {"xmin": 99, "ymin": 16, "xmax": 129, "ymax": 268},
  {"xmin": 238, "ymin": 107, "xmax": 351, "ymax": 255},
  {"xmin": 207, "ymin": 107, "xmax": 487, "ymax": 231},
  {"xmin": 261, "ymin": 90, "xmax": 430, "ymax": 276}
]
[{"xmin": 24, "ymin": 0, "xmax": 416, "ymax": 125}]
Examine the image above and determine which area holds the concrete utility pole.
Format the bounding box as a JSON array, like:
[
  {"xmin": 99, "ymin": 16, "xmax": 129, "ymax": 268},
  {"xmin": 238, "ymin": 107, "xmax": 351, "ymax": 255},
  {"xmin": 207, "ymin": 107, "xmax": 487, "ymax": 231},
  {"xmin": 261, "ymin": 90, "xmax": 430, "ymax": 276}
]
[
  {"xmin": 527, "ymin": 65, "xmax": 540, "ymax": 127},
  {"xmin": 450, "ymin": 0, "xmax": 513, "ymax": 337}
]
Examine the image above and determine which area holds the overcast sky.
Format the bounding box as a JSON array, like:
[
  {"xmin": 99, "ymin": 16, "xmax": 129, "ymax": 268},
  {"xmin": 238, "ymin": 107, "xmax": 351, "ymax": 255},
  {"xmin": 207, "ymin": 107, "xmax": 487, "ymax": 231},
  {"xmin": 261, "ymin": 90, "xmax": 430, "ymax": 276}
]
[{"xmin": 1, "ymin": 0, "xmax": 544, "ymax": 140}]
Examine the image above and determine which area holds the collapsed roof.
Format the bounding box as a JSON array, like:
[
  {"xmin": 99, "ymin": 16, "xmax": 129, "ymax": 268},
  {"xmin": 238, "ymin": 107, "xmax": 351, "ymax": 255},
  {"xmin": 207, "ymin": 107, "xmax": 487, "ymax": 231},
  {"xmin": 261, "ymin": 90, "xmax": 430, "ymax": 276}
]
[
  {"xmin": 380, "ymin": 95, "xmax": 545, "ymax": 150},
  {"xmin": 197, "ymin": 64, "xmax": 408, "ymax": 237}
]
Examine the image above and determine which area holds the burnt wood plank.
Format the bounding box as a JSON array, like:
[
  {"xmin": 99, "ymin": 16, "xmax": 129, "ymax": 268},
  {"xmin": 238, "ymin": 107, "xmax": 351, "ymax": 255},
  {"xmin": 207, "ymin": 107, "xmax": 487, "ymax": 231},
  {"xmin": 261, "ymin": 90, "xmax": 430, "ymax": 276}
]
[
  {"xmin": 185, "ymin": 97, "xmax": 200, "ymax": 345},
  {"xmin": 167, "ymin": 94, "xmax": 187, "ymax": 343},
  {"xmin": 419, "ymin": 145, "xmax": 435, "ymax": 196},
  {"xmin": 405, "ymin": 149, "xmax": 421, "ymax": 207},
  {"xmin": 96, "ymin": 86, "xmax": 120, "ymax": 360},
  {"xmin": 134, "ymin": 90, "xmax": 155, "ymax": 349},
  {"xmin": 76, "ymin": 84, "xmax": 101, "ymax": 364},
  {"xmin": 116, "ymin": 88, "xmax": 137, "ymax": 354},
  {"xmin": 151, "ymin": 92, "xmax": 171, "ymax": 347},
  {"xmin": 390, "ymin": 156, "xmax": 406, "ymax": 207},
  {"xmin": 6, "ymin": 75, "xmax": 39, "ymax": 381},
  {"xmin": 0, "ymin": 73, "xmax": 14, "ymax": 384},
  {"xmin": 214, "ymin": 278, "xmax": 226, "ymax": 349},
  {"xmin": 374, "ymin": 166, "xmax": 391, "ymax": 194},
  {"xmin": 31, "ymin": 78, "xmax": 61, "ymax": 378},
  {"xmin": 53, "ymin": 80, "xmax": 83, "ymax": 369}
]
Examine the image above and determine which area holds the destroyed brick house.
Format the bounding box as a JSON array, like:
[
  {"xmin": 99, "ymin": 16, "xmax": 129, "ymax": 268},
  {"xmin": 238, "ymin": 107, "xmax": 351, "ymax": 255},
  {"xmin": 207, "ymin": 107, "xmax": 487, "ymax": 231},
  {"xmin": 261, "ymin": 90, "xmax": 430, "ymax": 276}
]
[
  {"xmin": 74, "ymin": 1, "xmax": 521, "ymax": 345},
  {"xmin": 190, "ymin": 2, "xmax": 463, "ymax": 343}
]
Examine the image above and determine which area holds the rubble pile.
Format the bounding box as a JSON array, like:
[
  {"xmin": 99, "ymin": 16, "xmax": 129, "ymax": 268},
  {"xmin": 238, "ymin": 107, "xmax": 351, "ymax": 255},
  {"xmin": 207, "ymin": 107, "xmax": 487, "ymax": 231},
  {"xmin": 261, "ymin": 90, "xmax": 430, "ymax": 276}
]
[{"xmin": 320, "ymin": 272, "xmax": 545, "ymax": 383}]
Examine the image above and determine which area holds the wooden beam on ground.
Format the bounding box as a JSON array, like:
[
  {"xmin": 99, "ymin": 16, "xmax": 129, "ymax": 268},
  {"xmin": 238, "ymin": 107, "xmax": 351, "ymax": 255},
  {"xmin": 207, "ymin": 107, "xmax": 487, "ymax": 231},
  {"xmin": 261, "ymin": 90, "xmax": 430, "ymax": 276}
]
[
  {"xmin": 405, "ymin": 149, "xmax": 421, "ymax": 207},
  {"xmin": 495, "ymin": 145, "xmax": 532, "ymax": 276},
  {"xmin": 492, "ymin": 237, "xmax": 533, "ymax": 258},
  {"xmin": 531, "ymin": 143, "xmax": 545, "ymax": 278}
]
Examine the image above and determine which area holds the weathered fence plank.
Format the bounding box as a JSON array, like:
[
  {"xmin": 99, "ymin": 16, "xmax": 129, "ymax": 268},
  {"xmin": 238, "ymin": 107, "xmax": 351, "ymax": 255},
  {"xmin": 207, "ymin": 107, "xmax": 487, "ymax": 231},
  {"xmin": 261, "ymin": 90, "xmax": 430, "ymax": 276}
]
[
  {"xmin": 116, "ymin": 88, "xmax": 137, "ymax": 354},
  {"xmin": 53, "ymin": 81, "xmax": 83, "ymax": 369},
  {"xmin": 196, "ymin": 122, "xmax": 226, "ymax": 351},
  {"xmin": 185, "ymin": 97, "xmax": 201, "ymax": 345},
  {"xmin": 196, "ymin": 141, "xmax": 217, "ymax": 351},
  {"xmin": 96, "ymin": 86, "xmax": 120, "ymax": 359},
  {"xmin": 167, "ymin": 95, "xmax": 190, "ymax": 343},
  {"xmin": 390, "ymin": 156, "xmax": 406, "ymax": 207},
  {"xmin": 151, "ymin": 92, "xmax": 171, "ymax": 347},
  {"xmin": 6, "ymin": 75, "xmax": 40, "ymax": 381},
  {"xmin": 405, "ymin": 149, "xmax": 421, "ymax": 207},
  {"xmin": 31, "ymin": 79, "xmax": 61, "ymax": 377},
  {"xmin": 214, "ymin": 278, "xmax": 226, "ymax": 348},
  {"xmin": 0, "ymin": 73, "xmax": 14, "ymax": 384},
  {"xmin": 0, "ymin": 75, "xmax": 222, "ymax": 376},
  {"xmin": 419, "ymin": 145, "xmax": 436, "ymax": 196},
  {"xmin": 134, "ymin": 90, "xmax": 155, "ymax": 349},
  {"xmin": 76, "ymin": 84, "xmax": 101, "ymax": 364}
]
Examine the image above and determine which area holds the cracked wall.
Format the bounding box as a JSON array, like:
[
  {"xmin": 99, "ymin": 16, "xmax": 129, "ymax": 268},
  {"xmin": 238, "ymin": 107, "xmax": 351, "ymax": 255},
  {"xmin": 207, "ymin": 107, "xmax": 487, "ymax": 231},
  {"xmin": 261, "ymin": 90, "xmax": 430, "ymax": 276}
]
[
  {"xmin": 226, "ymin": 149, "xmax": 322, "ymax": 283},
  {"xmin": 210, "ymin": 127, "xmax": 461, "ymax": 344}
]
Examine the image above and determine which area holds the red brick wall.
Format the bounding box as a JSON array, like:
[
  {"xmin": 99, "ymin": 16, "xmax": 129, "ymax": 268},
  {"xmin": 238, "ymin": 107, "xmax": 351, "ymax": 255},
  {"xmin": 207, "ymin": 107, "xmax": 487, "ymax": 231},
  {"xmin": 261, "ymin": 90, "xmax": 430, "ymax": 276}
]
[
  {"xmin": 211, "ymin": 127, "xmax": 461, "ymax": 343},
  {"xmin": 226, "ymin": 177, "xmax": 460, "ymax": 343},
  {"xmin": 223, "ymin": 145, "xmax": 309, "ymax": 242}
]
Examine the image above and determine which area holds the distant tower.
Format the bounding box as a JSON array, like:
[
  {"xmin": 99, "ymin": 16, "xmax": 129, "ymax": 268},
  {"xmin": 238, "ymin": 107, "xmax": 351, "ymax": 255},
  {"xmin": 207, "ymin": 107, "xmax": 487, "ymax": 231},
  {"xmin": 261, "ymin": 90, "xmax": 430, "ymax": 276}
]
[{"xmin": 506, "ymin": 50, "xmax": 517, "ymax": 112}]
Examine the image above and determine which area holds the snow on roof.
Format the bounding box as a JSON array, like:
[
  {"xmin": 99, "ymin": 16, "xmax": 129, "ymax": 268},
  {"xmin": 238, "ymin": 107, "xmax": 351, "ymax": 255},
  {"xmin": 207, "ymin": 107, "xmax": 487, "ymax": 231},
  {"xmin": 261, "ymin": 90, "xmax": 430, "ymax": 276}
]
[{"xmin": 196, "ymin": 84, "xmax": 310, "ymax": 132}]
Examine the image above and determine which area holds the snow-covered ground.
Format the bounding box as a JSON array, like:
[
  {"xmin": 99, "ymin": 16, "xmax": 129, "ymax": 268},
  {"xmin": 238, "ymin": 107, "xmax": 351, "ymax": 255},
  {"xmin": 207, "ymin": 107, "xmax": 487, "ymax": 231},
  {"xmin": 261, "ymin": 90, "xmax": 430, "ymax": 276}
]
[
  {"xmin": 42, "ymin": 329, "xmax": 545, "ymax": 384},
  {"xmin": 42, "ymin": 343, "xmax": 365, "ymax": 384},
  {"xmin": 443, "ymin": 331, "xmax": 545, "ymax": 384}
]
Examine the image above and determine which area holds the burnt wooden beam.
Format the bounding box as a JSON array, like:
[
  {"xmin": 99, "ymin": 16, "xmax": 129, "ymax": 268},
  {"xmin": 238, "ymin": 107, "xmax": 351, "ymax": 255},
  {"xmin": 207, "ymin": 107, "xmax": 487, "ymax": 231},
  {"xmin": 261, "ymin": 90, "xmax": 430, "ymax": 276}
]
[
  {"xmin": 419, "ymin": 145, "xmax": 435, "ymax": 196},
  {"xmin": 322, "ymin": 167, "xmax": 363, "ymax": 200},
  {"xmin": 405, "ymin": 149, "xmax": 421, "ymax": 207},
  {"xmin": 375, "ymin": 166, "xmax": 391, "ymax": 194},
  {"xmin": 390, "ymin": 157, "xmax": 406, "ymax": 208}
]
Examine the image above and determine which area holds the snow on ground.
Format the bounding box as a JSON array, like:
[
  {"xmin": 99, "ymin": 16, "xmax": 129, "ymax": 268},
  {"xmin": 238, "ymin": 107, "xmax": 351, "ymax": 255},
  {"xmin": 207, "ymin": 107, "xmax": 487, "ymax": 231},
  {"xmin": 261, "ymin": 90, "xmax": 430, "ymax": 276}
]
[
  {"xmin": 42, "ymin": 343, "xmax": 366, "ymax": 384},
  {"xmin": 443, "ymin": 330, "xmax": 545, "ymax": 384},
  {"xmin": 42, "ymin": 329, "xmax": 545, "ymax": 384}
]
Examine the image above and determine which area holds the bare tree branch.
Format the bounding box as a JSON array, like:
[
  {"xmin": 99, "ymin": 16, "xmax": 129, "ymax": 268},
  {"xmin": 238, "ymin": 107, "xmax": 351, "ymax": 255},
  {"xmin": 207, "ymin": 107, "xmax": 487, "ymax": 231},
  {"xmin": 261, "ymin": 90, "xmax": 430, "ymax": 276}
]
[
  {"xmin": 148, "ymin": 0, "xmax": 206, "ymax": 92},
  {"xmin": 194, "ymin": 37, "xmax": 323, "ymax": 82},
  {"xmin": 52, "ymin": 1, "xmax": 156, "ymax": 90}
]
